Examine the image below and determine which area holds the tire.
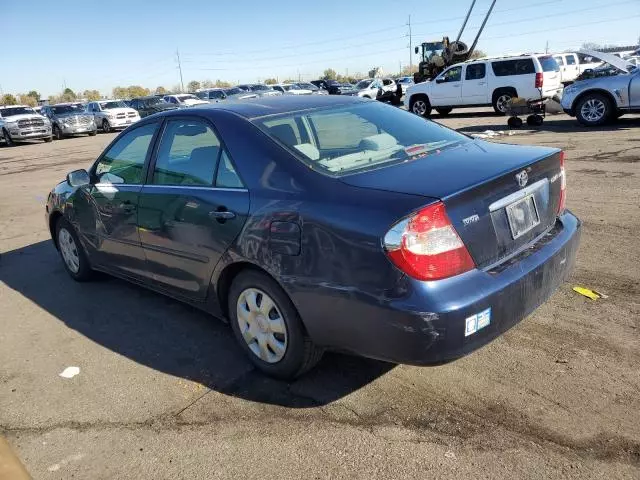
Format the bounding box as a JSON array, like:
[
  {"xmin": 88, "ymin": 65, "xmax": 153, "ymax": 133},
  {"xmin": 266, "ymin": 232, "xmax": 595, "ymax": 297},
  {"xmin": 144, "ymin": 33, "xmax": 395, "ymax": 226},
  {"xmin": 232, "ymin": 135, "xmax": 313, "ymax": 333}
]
[
  {"xmin": 492, "ymin": 89, "xmax": 516, "ymax": 114},
  {"xmin": 55, "ymin": 217, "xmax": 93, "ymax": 281},
  {"xmin": 410, "ymin": 95, "xmax": 432, "ymax": 117},
  {"xmin": 526, "ymin": 114, "xmax": 544, "ymax": 127},
  {"xmin": 89, "ymin": 130, "xmax": 97, "ymax": 136},
  {"xmin": 362, "ymin": 95, "xmax": 371, "ymax": 99},
  {"xmin": 2, "ymin": 129, "xmax": 15, "ymax": 147},
  {"xmin": 575, "ymin": 93, "xmax": 612, "ymax": 126},
  {"xmin": 508, "ymin": 117, "xmax": 523, "ymax": 129},
  {"xmin": 44, "ymin": 136, "xmax": 53, "ymax": 143},
  {"xmin": 102, "ymin": 119, "xmax": 111, "ymax": 133},
  {"xmin": 53, "ymin": 124, "xmax": 63, "ymax": 140},
  {"xmin": 436, "ymin": 107, "xmax": 453, "ymax": 116},
  {"xmin": 228, "ymin": 270, "xmax": 323, "ymax": 379}
]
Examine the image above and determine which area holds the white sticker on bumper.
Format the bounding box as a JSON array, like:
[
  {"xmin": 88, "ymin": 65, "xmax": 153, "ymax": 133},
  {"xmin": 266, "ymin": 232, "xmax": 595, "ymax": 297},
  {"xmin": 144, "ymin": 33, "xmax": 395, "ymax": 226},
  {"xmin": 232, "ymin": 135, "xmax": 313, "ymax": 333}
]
[{"xmin": 464, "ymin": 308, "xmax": 492, "ymax": 337}]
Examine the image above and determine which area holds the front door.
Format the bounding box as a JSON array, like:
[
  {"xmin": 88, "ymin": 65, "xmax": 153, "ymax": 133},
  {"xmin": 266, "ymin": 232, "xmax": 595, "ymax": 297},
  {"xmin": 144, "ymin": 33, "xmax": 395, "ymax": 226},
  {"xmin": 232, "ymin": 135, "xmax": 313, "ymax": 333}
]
[
  {"xmin": 431, "ymin": 65, "xmax": 463, "ymax": 106},
  {"xmin": 629, "ymin": 71, "xmax": 640, "ymax": 108},
  {"xmin": 76, "ymin": 122, "xmax": 160, "ymax": 276},
  {"xmin": 461, "ymin": 63, "xmax": 488, "ymax": 104},
  {"xmin": 137, "ymin": 117, "xmax": 250, "ymax": 300}
]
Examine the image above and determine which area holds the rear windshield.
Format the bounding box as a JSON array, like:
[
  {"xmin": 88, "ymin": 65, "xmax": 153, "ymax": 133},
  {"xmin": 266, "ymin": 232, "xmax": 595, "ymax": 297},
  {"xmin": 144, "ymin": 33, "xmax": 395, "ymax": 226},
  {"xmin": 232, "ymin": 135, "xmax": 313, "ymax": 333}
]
[
  {"xmin": 538, "ymin": 55, "xmax": 560, "ymax": 72},
  {"xmin": 254, "ymin": 102, "xmax": 467, "ymax": 176}
]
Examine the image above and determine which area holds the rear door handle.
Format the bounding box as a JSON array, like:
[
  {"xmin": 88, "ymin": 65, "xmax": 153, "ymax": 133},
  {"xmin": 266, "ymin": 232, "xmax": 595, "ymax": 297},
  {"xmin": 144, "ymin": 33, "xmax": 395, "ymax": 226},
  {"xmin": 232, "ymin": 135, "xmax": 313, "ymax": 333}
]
[
  {"xmin": 209, "ymin": 210, "xmax": 236, "ymax": 220},
  {"xmin": 478, "ymin": 82, "xmax": 486, "ymax": 85}
]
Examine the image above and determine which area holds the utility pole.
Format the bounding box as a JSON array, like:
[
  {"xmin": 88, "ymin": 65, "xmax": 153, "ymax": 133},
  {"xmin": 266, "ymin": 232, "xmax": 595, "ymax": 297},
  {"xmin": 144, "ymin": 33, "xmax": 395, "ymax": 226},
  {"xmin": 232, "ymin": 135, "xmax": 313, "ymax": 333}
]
[
  {"xmin": 408, "ymin": 14, "xmax": 413, "ymax": 72},
  {"xmin": 176, "ymin": 48, "xmax": 184, "ymax": 93},
  {"xmin": 545, "ymin": 40, "xmax": 549, "ymax": 54}
]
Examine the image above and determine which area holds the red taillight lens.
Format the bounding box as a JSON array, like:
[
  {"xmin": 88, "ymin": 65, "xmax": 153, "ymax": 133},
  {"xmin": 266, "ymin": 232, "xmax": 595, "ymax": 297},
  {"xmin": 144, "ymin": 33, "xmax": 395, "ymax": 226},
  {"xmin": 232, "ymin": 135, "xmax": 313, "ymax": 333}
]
[
  {"xmin": 558, "ymin": 151, "xmax": 566, "ymax": 214},
  {"xmin": 535, "ymin": 72, "xmax": 544, "ymax": 88},
  {"xmin": 384, "ymin": 202, "xmax": 475, "ymax": 281}
]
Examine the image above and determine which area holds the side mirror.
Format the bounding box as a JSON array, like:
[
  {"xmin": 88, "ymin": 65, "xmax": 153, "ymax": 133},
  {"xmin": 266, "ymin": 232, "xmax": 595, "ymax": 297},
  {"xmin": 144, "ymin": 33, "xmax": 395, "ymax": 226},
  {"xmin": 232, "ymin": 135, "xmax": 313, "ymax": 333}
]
[
  {"xmin": 435, "ymin": 77, "xmax": 445, "ymax": 84},
  {"xmin": 67, "ymin": 169, "xmax": 91, "ymax": 187},
  {"xmin": 414, "ymin": 46, "xmax": 419, "ymax": 54}
]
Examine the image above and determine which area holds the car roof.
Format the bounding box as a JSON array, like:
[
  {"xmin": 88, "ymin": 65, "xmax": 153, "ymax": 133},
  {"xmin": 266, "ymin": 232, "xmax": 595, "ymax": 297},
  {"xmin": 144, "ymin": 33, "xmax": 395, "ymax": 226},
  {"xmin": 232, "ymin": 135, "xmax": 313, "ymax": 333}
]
[
  {"xmin": 463, "ymin": 53, "xmax": 549, "ymax": 64},
  {"xmin": 176, "ymin": 95, "xmax": 367, "ymax": 120}
]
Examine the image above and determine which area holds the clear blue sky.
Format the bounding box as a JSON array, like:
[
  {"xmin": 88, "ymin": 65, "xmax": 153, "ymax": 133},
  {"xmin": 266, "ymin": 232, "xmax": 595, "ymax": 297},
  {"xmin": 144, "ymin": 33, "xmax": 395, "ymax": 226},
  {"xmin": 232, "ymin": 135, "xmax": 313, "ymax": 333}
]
[{"xmin": 2, "ymin": 0, "xmax": 638, "ymax": 97}]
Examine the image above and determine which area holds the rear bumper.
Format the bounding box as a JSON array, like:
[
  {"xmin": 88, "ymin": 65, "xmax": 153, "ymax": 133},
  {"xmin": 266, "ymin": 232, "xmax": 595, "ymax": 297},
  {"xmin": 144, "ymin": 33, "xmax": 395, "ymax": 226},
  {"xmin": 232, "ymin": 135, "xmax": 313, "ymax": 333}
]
[{"xmin": 297, "ymin": 211, "xmax": 581, "ymax": 365}]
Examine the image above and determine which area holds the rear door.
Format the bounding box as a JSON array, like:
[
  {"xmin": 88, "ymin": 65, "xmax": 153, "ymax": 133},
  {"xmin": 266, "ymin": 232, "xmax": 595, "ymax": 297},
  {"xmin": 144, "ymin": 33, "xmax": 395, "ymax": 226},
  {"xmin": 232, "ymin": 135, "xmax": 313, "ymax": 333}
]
[
  {"xmin": 76, "ymin": 122, "xmax": 160, "ymax": 276},
  {"xmin": 137, "ymin": 116, "xmax": 250, "ymax": 300},
  {"xmin": 461, "ymin": 63, "xmax": 488, "ymax": 104},
  {"xmin": 431, "ymin": 65, "xmax": 463, "ymax": 105}
]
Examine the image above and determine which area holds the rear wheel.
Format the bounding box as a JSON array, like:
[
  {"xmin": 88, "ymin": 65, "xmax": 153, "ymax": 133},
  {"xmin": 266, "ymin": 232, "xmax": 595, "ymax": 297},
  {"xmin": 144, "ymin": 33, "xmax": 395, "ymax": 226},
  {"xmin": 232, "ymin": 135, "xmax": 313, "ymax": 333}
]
[
  {"xmin": 410, "ymin": 95, "xmax": 431, "ymax": 117},
  {"xmin": 493, "ymin": 90, "xmax": 516, "ymax": 114},
  {"xmin": 89, "ymin": 130, "xmax": 97, "ymax": 136},
  {"xmin": 575, "ymin": 93, "xmax": 612, "ymax": 126},
  {"xmin": 228, "ymin": 270, "xmax": 323, "ymax": 379},
  {"xmin": 55, "ymin": 218, "xmax": 93, "ymax": 281},
  {"xmin": 435, "ymin": 107, "xmax": 452, "ymax": 116}
]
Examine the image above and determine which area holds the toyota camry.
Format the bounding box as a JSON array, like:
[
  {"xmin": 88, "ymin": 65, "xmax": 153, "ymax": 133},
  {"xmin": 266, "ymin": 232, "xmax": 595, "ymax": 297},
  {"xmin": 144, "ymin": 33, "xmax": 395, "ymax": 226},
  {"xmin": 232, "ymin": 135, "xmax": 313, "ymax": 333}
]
[{"xmin": 46, "ymin": 96, "xmax": 581, "ymax": 378}]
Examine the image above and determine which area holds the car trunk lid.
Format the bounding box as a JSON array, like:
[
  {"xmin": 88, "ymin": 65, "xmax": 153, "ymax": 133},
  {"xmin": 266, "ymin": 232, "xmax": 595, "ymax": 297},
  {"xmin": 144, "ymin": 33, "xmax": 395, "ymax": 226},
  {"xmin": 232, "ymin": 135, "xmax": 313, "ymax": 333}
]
[{"xmin": 340, "ymin": 140, "xmax": 564, "ymax": 269}]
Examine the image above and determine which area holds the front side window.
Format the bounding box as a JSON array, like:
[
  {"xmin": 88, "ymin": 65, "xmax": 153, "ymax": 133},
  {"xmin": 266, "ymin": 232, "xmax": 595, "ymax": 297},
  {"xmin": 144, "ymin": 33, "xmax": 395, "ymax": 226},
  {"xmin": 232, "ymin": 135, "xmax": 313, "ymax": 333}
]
[
  {"xmin": 255, "ymin": 102, "xmax": 467, "ymax": 176},
  {"xmin": 94, "ymin": 123, "xmax": 158, "ymax": 184},
  {"xmin": 465, "ymin": 63, "xmax": 486, "ymax": 80},
  {"xmin": 566, "ymin": 55, "xmax": 576, "ymax": 65},
  {"xmin": 440, "ymin": 66, "xmax": 462, "ymax": 82},
  {"xmin": 152, "ymin": 119, "xmax": 221, "ymax": 186}
]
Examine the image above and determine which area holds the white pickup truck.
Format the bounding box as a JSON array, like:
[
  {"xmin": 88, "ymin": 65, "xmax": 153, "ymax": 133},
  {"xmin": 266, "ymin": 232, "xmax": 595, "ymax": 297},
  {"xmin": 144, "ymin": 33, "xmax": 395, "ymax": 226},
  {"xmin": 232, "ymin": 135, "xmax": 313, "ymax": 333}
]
[
  {"xmin": 553, "ymin": 52, "xmax": 603, "ymax": 84},
  {"xmin": 0, "ymin": 105, "xmax": 52, "ymax": 145}
]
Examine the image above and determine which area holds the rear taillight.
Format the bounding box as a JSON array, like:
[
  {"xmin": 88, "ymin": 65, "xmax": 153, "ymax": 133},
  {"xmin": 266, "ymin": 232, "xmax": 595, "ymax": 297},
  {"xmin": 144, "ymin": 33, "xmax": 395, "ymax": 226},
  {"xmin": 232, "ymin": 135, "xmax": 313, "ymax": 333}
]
[
  {"xmin": 535, "ymin": 72, "xmax": 544, "ymax": 88},
  {"xmin": 558, "ymin": 151, "xmax": 566, "ymax": 214},
  {"xmin": 383, "ymin": 202, "xmax": 475, "ymax": 281}
]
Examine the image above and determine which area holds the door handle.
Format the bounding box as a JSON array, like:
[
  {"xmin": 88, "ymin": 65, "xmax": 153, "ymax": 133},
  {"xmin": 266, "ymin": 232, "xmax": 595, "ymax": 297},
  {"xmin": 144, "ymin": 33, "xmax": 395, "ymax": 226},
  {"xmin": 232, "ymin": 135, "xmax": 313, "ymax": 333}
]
[
  {"xmin": 478, "ymin": 82, "xmax": 486, "ymax": 85},
  {"xmin": 209, "ymin": 210, "xmax": 236, "ymax": 221}
]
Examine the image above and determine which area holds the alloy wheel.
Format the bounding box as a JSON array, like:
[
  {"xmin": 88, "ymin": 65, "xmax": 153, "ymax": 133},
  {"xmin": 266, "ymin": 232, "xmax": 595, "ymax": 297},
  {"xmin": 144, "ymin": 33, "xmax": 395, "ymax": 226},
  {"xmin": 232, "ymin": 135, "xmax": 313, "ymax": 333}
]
[
  {"xmin": 102, "ymin": 120, "xmax": 111, "ymax": 133},
  {"xmin": 496, "ymin": 94, "xmax": 512, "ymax": 113},
  {"xmin": 58, "ymin": 227, "xmax": 80, "ymax": 273},
  {"xmin": 412, "ymin": 100, "xmax": 428, "ymax": 116},
  {"xmin": 580, "ymin": 98, "xmax": 606, "ymax": 122},
  {"xmin": 236, "ymin": 288, "xmax": 287, "ymax": 363}
]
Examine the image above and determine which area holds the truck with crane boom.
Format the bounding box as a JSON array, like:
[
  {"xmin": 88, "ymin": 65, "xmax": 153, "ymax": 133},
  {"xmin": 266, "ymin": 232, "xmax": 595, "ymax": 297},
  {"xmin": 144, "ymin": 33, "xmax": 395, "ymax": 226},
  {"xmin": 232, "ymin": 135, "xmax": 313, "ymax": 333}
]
[{"xmin": 413, "ymin": 0, "xmax": 497, "ymax": 83}]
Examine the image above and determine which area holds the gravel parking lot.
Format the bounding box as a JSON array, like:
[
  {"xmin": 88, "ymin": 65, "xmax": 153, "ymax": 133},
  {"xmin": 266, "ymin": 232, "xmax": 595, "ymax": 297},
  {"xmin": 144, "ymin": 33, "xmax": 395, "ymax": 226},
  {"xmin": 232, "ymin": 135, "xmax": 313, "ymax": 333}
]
[{"xmin": 1, "ymin": 109, "xmax": 638, "ymax": 479}]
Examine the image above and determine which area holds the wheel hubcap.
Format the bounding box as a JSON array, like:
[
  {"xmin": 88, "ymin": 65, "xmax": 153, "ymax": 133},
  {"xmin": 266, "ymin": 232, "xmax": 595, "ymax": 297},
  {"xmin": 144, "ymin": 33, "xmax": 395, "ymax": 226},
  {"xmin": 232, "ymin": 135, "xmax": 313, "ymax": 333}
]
[
  {"xmin": 497, "ymin": 95, "xmax": 512, "ymax": 112},
  {"xmin": 236, "ymin": 288, "xmax": 287, "ymax": 363},
  {"xmin": 581, "ymin": 99, "xmax": 605, "ymax": 122},
  {"xmin": 413, "ymin": 100, "xmax": 427, "ymax": 115},
  {"xmin": 58, "ymin": 228, "xmax": 80, "ymax": 273}
]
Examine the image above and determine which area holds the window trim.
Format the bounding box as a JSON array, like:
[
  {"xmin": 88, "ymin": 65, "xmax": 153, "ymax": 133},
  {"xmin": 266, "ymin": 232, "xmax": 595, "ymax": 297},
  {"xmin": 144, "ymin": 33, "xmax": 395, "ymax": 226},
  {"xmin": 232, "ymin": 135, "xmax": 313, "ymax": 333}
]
[
  {"xmin": 90, "ymin": 120, "xmax": 162, "ymax": 185},
  {"xmin": 144, "ymin": 114, "xmax": 247, "ymax": 189}
]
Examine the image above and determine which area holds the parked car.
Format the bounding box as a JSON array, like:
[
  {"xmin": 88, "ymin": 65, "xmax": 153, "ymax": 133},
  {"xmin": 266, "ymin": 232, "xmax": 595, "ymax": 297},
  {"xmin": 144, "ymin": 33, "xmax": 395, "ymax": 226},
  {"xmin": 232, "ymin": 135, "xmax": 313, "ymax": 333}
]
[
  {"xmin": 46, "ymin": 96, "xmax": 580, "ymax": 379},
  {"xmin": 236, "ymin": 84, "xmax": 281, "ymax": 97},
  {"xmin": 41, "ymin": 103, "xmax": 97, "ymax": 139},
  {"xmin": 272, "ymin": 84, "xmax": 314, "ymax": 95},
  {"xmin": 342, "ymin": 78, "xmax": 400, "ymax": 103},
  {"xmin": 163, "ymin": 94, "xmax": 209, "ymax": 107},
  {"xmin": 86, "ymin": 100, "xmax": 140, "ymax": 133},
  {"xmin": 395, "ymin": 76, "xmax": 415, "ymax": 94},
  {"xmin": 310, "ymin": 79, "xmax": 344, "ymax": 94},
  {"xmin": 128, "ymin": 96, "xmax": 178, "ymax": 117},
  {"xmin": 0, "ymin": 105, "xmax": 52, "ymax": 145},
  {"xmin": 407, "ymin": 54, "xmax": 562, "ymax": 116},
  {"xmin": 293, "ymin": 82, "xmax": 328, "ymax": 95},
  {"xmin": 561, "ymin": 54, "xmax": 639, "ymax": 125}
]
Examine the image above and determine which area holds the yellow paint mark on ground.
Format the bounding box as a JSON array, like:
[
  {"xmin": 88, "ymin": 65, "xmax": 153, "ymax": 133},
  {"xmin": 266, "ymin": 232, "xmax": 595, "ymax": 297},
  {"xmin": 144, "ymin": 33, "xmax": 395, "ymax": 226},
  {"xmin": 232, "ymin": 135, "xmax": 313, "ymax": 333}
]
[{"xmin": 0, "ymin": 436, "xmax": 31, "ymax": 480}]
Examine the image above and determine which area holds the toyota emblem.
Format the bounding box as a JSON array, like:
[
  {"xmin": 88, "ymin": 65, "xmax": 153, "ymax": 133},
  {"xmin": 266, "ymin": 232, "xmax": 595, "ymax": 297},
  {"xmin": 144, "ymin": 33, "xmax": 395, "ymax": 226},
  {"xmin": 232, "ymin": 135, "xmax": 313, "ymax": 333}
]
[{"xmin": 515, "ymin": 170, "xmax": 528, "ymax": 188}]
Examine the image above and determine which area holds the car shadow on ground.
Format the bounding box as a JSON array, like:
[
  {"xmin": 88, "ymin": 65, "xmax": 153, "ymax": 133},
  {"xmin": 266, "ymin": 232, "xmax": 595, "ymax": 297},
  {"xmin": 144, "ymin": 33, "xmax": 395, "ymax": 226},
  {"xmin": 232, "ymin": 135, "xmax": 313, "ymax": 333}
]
[
  {"xmin": 0, "ymin": 241, "xmax": 394, "ymax": 408},
  {"xmin": 456, "ymin": 115, "xmax": 640, "ymax": 134}
]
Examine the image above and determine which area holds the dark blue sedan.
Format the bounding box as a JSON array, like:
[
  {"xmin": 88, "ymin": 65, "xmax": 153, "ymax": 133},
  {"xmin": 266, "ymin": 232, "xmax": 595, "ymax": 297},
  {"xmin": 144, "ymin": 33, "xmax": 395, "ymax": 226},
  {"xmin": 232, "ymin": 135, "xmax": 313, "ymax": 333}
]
[{"xmin": 46, "ymin": 96, "xmax": 581, "ymax": 378}]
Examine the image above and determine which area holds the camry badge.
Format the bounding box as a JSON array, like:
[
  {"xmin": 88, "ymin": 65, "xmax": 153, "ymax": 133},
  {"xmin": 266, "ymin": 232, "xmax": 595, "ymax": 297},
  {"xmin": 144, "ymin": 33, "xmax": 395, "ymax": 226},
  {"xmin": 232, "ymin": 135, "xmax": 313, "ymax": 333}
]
[{"xmin": 515, "ymin": 170, "xmax": 528, "ymax": 188}]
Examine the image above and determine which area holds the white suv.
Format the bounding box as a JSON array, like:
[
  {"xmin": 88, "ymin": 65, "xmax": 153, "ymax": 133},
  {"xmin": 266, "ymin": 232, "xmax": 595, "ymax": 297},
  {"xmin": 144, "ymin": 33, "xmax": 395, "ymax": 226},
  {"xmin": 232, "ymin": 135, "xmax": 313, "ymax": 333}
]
[{"xmin": 406, "ymin": 54, "xmax": 562, "ymax": 116}]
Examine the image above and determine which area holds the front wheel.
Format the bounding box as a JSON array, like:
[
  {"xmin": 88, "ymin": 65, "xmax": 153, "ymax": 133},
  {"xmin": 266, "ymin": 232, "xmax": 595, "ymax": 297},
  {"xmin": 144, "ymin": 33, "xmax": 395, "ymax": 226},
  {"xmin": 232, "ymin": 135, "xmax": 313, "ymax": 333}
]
[
  {"xmin": 89, "ymin": 130, "xmax": 97, "ymax": 137},
  {"xmin": 410, "ymin": 96, "xmax": 431, "ymax": 117},
  {"xmin": 102, "ymin": 119, "xmax": 111, "ymax": 133},
  {"xmin": 229, "ymin": 270, "xmax": 323, "ymax": 379},
  {"xmin": 575, "ymin": 93, "xmax": 612, "ymax": 126},
  {"xmin": 43, "ymin": 136, "xmax": 53, "ymax": 143},
  {"xmin": 55, "ymin": 218, "xmax": 93, "ymax": 281},
  {"xmin": 53, "ymin": 124, "xmax": 63, "ymax": 140},
  {"xmin": 2, "ymin": 129, "xmax": 15, "ymax": 147}
]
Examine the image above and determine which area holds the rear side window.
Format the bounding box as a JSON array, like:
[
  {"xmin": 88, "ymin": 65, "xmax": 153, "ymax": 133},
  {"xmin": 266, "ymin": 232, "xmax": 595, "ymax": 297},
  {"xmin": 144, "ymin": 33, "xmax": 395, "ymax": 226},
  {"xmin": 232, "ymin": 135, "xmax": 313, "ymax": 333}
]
[
  {"xmin": 538, "ymin": 56, "xmax": 559, "ymax": 72},
  {"xmin": 565, "ymin": 55, "xmax": 576, "ymax": 65},
  {"xmin": 152, "ymin": 119, "xmax": 221, "ymax": 186},
  {"xmin": 491, "ymin": 59, "xmax": 535, "ymax": 76},
  {"xmin": 465, "ymin": 63, "xmax": 486, "ymax": 80}
]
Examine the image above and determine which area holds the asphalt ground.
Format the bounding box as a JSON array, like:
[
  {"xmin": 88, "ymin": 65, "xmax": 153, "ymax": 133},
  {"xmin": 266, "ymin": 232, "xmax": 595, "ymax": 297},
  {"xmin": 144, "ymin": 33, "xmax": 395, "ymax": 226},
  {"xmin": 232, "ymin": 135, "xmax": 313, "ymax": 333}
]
[{"xmin": 1, "ymin": 108, "xmax": 638, "ymax": 479}]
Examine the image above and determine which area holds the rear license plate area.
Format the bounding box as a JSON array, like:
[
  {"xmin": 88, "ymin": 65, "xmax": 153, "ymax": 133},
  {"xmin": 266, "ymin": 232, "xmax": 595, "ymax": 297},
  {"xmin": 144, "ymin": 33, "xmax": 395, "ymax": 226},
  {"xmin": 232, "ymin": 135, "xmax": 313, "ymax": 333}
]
[{"xmin": 506, "ymin": 194, "xmax": 540, "ymax": 239}]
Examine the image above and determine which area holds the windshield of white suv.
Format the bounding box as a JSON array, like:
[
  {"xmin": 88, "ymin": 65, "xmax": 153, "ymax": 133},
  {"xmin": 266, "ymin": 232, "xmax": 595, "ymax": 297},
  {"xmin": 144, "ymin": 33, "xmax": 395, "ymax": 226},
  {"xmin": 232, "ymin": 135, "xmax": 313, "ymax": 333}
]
[
  {"xmin": 255, "ymin": 102, "xmax": 467, "ymax": 176},
  {"xmin": 52, "ymin": 105, "xmax": 86, "ymax": 114},
  {"xmin": 100, "ymin": 101, "xmax": 127, "ymax": 109},
  {"xmin": 355, "ymin": 80, "xmax": 372, "ymax": 89},
  {"xmin": 0, "ymin": 107, "xmax": 36, "ymax": 117}
]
